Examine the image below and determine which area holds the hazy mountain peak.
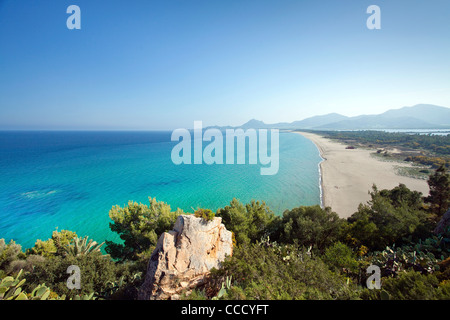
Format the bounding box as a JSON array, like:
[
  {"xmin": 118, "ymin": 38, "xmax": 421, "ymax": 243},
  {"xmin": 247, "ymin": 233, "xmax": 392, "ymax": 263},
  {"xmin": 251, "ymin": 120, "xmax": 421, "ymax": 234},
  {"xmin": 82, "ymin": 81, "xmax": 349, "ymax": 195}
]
[
  {"xmin": 240, "ymin": 119, "xmax": 268, "ymax": 128},
  {"xmin": 218, "ymin": 104, "xmax": 450, "ymax": 130}
]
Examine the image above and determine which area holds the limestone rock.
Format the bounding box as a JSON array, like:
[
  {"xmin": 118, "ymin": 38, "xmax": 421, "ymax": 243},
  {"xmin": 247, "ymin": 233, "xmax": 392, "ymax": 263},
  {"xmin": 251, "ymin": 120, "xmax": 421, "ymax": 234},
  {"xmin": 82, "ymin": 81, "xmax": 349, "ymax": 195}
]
[
  {"xmin": 434, "ymin": 209, "xmax": 450, "ymax": 235},
  {"xmin": 138, "ymin": 214, "xmax": 233, "ymax": 300}
]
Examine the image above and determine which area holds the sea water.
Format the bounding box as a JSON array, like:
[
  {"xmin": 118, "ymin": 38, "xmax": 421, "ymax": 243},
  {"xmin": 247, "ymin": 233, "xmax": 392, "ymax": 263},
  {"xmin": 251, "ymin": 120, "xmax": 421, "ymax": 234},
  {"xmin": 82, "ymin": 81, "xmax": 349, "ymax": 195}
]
[{"xmin": 0, "ymin": 131, "xmax": 321, "ymax": 248}]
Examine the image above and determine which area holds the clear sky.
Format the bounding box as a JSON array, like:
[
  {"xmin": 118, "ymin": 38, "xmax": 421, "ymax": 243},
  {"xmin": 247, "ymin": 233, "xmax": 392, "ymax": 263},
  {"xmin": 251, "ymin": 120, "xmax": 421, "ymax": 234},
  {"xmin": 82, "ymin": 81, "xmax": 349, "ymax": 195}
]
[{"xmin": 0, "ymin": 0, "xmax": 449, "ymax": 130}]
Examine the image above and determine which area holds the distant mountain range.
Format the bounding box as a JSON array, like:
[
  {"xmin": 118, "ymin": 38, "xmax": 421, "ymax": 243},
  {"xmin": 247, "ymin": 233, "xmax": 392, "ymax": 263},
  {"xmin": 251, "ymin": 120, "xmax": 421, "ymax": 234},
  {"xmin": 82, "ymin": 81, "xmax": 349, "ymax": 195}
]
[{"xmin": 214, "ymin": 104, "xmax": 450, "ymax": 130}]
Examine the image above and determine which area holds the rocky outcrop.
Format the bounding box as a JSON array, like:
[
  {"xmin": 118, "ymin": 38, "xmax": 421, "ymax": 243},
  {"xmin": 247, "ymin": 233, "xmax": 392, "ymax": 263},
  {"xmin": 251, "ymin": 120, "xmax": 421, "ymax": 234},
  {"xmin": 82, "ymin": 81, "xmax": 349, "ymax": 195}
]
[
  {"xmin": 138, "ymin": 214, "xmax": 233, "ymax": 300},
  {"xmin": 434, "ymin": 209, "xmax": 450, "ymax": 235}
]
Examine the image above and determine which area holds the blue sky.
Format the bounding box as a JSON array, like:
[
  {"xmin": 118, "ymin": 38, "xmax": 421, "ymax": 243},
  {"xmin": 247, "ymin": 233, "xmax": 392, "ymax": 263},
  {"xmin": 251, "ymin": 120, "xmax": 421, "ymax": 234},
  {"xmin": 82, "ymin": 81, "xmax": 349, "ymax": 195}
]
[{"xmin": 0, "ymin": 0, "xmax": 449, "ymax": 130}]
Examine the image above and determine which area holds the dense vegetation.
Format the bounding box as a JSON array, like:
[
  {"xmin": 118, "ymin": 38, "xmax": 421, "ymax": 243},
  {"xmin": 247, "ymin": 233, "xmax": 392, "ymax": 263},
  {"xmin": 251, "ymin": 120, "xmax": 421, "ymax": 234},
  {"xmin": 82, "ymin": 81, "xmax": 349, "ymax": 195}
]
[
  {"xmin": 1, "ymin": 166, "xmax": 449, "ymax": 300},
  {"xmin": 105, "ymin": 197, "xmax": 182, "ymax": 262}
]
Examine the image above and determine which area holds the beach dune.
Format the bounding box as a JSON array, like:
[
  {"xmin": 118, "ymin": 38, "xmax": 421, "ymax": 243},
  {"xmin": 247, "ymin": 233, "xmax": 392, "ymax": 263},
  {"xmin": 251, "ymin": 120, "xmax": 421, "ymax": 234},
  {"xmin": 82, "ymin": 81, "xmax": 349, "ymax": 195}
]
[{"xmin": 297, "ymin": 132, "xmax": 430, "ymax": 218}]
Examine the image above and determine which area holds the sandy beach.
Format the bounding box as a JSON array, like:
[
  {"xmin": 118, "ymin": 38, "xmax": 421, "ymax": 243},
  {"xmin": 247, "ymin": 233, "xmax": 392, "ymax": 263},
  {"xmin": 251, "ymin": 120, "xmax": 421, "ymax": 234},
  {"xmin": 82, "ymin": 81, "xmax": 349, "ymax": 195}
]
[{"xmin": 297, "ymin": 132, "xmax": 430, "ymax": 218}]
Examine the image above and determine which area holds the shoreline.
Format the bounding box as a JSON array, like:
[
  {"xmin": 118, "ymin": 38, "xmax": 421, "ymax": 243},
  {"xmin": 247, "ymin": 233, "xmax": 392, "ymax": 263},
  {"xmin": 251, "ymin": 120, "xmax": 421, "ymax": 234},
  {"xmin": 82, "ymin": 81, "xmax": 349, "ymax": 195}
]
[
  {"xmin": 317, "ymin": 147, "xmax": 325, "ymax": 209},
  {"xmin": 310, "ymin": 135, "xmax": 328, "ymax": 211},
  {"xmin": 296, "ymin": 131, "xmax": 430, "ymax": 218}
]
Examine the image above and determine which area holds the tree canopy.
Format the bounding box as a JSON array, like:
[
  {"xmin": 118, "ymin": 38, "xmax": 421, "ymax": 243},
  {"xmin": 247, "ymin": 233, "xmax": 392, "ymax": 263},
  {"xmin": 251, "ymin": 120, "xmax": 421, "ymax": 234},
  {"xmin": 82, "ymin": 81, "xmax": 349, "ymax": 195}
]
[{"xmin": 105, "ymin": 197, "xmax": 183, "ymax": 261}]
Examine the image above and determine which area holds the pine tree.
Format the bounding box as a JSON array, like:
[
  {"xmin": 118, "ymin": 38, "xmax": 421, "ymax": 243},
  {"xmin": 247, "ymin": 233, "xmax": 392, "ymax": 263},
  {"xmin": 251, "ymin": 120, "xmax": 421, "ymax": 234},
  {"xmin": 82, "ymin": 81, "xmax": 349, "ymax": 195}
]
[{"xmin": 425, "ymin": 165, "xmax": 450, "ymax": 218}]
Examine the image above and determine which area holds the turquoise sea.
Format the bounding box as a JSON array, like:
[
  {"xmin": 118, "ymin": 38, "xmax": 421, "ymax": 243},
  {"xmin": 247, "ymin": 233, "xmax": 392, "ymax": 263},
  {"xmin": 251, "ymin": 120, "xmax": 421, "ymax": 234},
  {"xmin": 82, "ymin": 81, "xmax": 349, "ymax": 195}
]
[{"xmin": 0, "ymin": 131, "xmax": 321, "ymax": 249}]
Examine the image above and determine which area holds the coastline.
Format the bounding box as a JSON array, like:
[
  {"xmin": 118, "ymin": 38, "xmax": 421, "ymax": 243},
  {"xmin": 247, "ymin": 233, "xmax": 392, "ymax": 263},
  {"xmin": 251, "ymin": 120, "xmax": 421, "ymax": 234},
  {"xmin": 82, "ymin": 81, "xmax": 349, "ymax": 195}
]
[
  {"xmin": 296, "ymin": 131, "xmax": 430, "ymax": 218},
  {"xmin": 317, "ymin": 147, "xmax": 325, "ymax": 210}
]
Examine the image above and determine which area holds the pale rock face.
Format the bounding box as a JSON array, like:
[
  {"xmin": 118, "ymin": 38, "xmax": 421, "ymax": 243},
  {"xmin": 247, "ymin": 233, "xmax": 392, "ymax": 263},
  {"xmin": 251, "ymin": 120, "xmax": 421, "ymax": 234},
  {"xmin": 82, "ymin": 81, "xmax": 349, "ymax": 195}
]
[{"xmin": 138, "ymin": 214, "xmax": 233, "ymax": 300}]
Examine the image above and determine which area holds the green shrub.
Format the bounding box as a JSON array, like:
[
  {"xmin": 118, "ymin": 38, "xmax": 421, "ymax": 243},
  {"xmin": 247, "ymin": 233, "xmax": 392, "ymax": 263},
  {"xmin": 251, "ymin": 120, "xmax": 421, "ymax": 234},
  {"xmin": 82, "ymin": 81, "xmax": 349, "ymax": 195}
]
[
  {"xmin": 24, "ymin": 251, "xmax": 127, "ymax": 299},
  {"xmin": 28, "ymin": 229, "xmax": 78, "ymax": 258},
  {"xmin": 216, "ymin": 198, "xmax": 279, "ymax": 245},
  {"xmin": 322, "ymin": 242, "xmax": 360, "ymax": 275},
  {"xmin": 360, "ymin": 270, "xmax": 450, "ymax": 300},
  {"xmin": 194, "ymin": 208, "xmax": 215, "ymax": 221},
  {"xmin": 210, "ymin": 242, "xmax": 358, "ymax": 300},
  {"xmin": 0, "ymin": 239, "xmax": 26, "ymax": 275},
  {"xmin": 383, "ymin": 271, "xmax": 439, "ymax": 300},
  {"xmin": 106, "ymin": 197, "xmax": 183, "ymax": 261},
  {"xmin": 346, "ymin": 184, "xmax": 429, "ymax": 250},
  {"xmin": 278, "ymin": 205, "xmax": 345, "ymax": 252}
]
